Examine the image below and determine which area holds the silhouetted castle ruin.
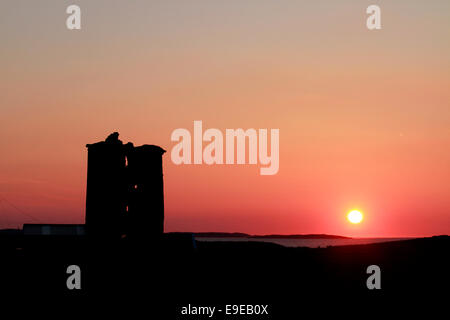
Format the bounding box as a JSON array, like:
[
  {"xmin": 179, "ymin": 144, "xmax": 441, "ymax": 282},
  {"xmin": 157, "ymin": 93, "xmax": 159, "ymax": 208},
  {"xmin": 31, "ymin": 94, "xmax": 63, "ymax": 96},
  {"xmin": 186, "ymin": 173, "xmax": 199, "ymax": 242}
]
[{"xmin": 86, "ymin": 132, "xmax": 166, "ymax": 242}]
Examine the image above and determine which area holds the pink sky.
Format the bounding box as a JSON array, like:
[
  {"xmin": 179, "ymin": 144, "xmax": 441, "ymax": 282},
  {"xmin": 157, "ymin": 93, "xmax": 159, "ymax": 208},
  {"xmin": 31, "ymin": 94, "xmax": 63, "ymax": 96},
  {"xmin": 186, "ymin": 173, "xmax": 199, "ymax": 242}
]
[{"xmin": 1, "ymin": 1, "xmax": 449, "ymax": 237}]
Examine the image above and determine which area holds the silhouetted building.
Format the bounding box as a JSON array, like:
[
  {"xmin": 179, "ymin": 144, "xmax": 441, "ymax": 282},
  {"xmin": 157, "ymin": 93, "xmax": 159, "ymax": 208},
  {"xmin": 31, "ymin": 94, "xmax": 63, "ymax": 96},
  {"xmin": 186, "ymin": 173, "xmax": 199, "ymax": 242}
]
[
  {"xmin": 126, "ymin": 145, "xmax": 166, "ymax": 242},
  {"xmin": 86, "ymin": 133, "xmax": 127, "ymax": 241},
  {"xmin": 85, "ymin": 133, "xmax": 166, "ymax": 243}
]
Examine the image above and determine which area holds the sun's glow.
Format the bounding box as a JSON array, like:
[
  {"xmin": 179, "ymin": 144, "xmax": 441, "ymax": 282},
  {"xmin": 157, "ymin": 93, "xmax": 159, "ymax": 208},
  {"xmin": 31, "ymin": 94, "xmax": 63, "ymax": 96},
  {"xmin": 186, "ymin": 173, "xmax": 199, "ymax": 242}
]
[{"xmin": 347, "ymin": 210, "xmax": 363, "ymax": 224}]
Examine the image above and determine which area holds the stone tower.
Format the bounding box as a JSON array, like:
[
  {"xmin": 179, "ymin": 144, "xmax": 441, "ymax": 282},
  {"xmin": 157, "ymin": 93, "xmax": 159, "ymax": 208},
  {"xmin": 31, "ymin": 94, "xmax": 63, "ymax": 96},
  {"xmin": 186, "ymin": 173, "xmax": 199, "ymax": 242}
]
[{"xmin": 85, "ymin": 133, "xmax": 165, "ymax": 243}]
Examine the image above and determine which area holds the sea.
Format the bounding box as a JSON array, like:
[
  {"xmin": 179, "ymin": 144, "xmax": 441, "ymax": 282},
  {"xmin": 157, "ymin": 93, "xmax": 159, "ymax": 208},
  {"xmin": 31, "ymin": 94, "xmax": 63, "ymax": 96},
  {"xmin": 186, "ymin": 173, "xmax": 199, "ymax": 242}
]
[{"xmin": 195, "ymin": 237, "xmax": 412, "ymax": 248}]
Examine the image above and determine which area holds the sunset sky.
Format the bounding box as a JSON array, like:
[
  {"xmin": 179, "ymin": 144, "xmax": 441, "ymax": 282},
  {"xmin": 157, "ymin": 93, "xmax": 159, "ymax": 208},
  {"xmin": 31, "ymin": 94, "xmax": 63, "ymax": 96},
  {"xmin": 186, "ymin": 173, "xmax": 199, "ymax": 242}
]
[{"xmin": 1, "ymin": 1, "xmax": 449, "ymax": 237}]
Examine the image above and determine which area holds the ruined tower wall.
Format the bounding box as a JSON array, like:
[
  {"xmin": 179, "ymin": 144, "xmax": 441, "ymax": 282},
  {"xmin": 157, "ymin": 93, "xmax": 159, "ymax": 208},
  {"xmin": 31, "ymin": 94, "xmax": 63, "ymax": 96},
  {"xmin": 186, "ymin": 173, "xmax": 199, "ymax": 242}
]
[{"xmin": 85, "ymin": 133, "xmax": 165, "ymax": 243}]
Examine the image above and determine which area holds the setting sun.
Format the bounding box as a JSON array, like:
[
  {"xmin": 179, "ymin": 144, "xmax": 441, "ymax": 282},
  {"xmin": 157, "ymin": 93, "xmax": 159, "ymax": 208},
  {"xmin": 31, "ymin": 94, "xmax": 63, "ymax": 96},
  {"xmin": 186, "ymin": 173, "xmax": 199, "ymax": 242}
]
[{"xmin": 347, "ymin": 210, "xmax": 363, "ymax": 224}]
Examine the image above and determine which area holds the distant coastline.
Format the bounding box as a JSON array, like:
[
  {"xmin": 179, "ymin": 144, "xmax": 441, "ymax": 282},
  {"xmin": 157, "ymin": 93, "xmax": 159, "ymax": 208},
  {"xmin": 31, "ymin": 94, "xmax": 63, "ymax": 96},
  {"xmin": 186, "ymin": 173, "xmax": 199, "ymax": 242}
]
[
  {"xmin": 192, "ymin": 232, "xmax": 351, "ymax": 239},
  {"xmin": 192, "ymin": 233, "xmax": 416, "ymax": 248},
  {"xmin": 0, "ymin": 229, "xmax": 350, "ymax": 239}
]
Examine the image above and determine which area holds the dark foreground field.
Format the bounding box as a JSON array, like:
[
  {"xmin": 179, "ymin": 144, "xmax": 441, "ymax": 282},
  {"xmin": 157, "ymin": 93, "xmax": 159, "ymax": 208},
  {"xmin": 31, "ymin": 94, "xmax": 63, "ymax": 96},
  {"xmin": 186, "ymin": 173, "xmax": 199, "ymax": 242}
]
[{"xmin": 0, "ymin": 233, "xmax": 448, "ymax": 315}]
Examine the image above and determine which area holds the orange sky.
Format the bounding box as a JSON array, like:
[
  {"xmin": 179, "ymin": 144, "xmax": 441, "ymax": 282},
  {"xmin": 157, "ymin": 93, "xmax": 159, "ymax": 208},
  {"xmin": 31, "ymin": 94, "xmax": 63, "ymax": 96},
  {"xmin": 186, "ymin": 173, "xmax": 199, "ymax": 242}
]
[{"xmin": 1, "ymin": 1, "xmax": 449, "ymax": 237}]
